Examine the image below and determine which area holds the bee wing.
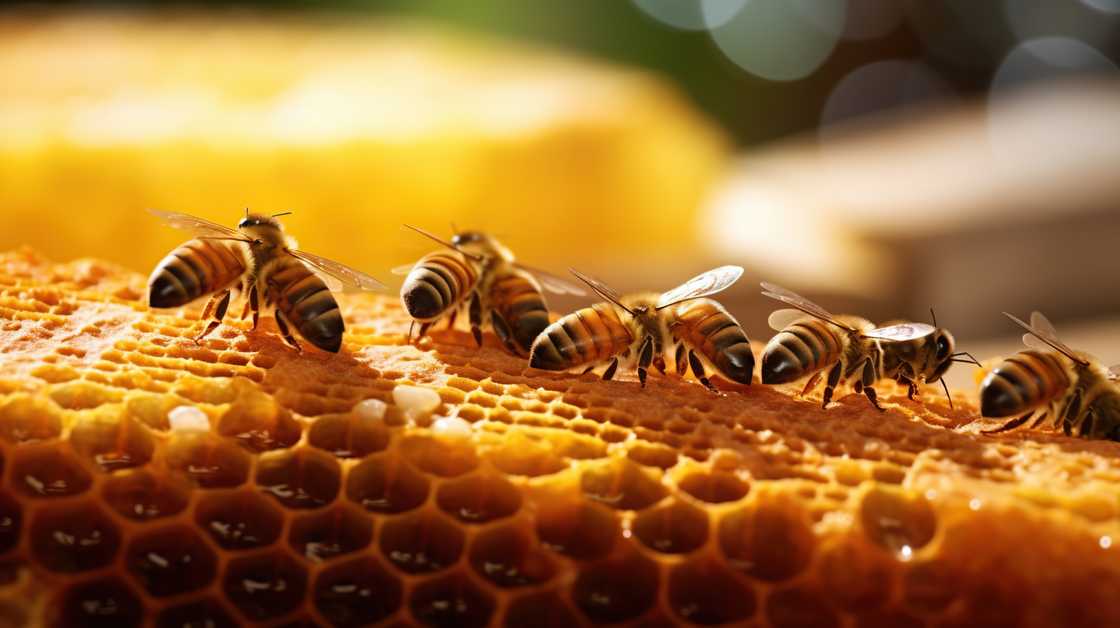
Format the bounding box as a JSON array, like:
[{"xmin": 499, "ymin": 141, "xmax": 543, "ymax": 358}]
[
  {"xmin": 759, "ymin": 281, "xmax": 855, "ymax": 332},
  {"xmin": 391, "ymin": 263, "xmax": 418, "ymax": 276},
  {"xmin": 1004, "ymin": 311, "xmax": 1088, "ymax": 366},
  {"xmin": 768, "ymin": 308, "xmax": 808, "ymax": 332},
  {"xmin": 513, "ymin": 263, "xmax": 588, "ymax": 296},
  {"xmin": 864, "ymin": 322, "xmax": 936, "ymax": 342},
  {"xmin": 287, "ymin": 249, "xmax": 386, "ymax": 293},
  {"xmin": 149, "ymin": 209, "xmax": 245, "ymax": 241},
  {"xmin": 656, "ymin": 265, "xmax": 743, "ymax": 310}
]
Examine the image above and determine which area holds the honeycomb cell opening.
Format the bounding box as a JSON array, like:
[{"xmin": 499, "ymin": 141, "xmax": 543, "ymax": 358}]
[
  {"xmin": 125, "ymin": 524, "xmax": 218, "ymax": 597},
  {"xmin": 436, "ymin": 473, "xmax": 522, "ymax": 524},
  {"xmin": 288, "ymin": 505, "xmax": 373, "ymax": 563},
  {"xmin": 194, "ymin": 490, "xmax": 285, "ymax": 550},
  {"xmin": 223, "ymin": 551, "xmax": 309, "ymax": 621},
  {"xmin": 256, "ymin": 448, "xmax": 342, "ymax": 510},
  {"xmin": 30, "ymin": 501, "xmax": 121, "ymax": 573},
  {"xmin": 345, "ymin": 453, "xmax": 429, "ymax": 514},
  {"xmin": 718, "ymin": 498, "xmax": 816, "ymax": 582},
  {"xmin": 677, "ymin": 470, "xmax": 750, "ymax": 504},
  {"xmin": 535, "ymin": 498, "xmax": 619, "ymax": 561},
  {"xmin": 313, "ymin": 557, "xmax": 402, "ymax": 627},
  {"xmin": 379, "ymin": 510, "xmax": 465, "ymax": 575},
  {"xmin": 307, "ymin": 411, "xmax": 390, "ymax": 458},
  {"xmin": 631, "ymin": 500, "xmax": 710, "ymax": 554},
  {"xmin": 101, "ymin": 469, "xmax": 190, "ymax": 521},
  {"xmin": 409, "ymin": 573, "xmax": 495, "ymax": 628},
  {"xmin": 470, "ymin": 523, "xmax": 556, "ymax": 588}
]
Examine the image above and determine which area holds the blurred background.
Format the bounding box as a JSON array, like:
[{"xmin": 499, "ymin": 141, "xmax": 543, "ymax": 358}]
[{"xmin": 2, "ymin": 0, "xmax": 1119, "ymax": 390}]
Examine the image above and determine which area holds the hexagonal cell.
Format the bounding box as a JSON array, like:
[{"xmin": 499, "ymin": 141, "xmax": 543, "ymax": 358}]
[
  {"xmin": 626, "ymin": 443, "xmax": 679, "ymax": 470},
  {"xmin": 719, "ymin": 497, "xmax": 816, "ymax": 582},
  {"xmin": 217, "ymin": 389, "xmax": 301, "ymax": 452},
  {"xmin": 580, "ymin": 459, "xmax": 667, "ymax": 510},
  {"xmin": 0, "ymin": 491, "xmax": 21, "ymax": 555},
  {"xmin": 631, "ymin": 500, "xmax": 709, "ymax": 554},
  {"xmin": 195, "ymin": 490, "xmax": 284, "ymax": 550},
  {"xmin": 69, "ymin": 415, "xmax": 155, "ymax": 472},
  {"xmin": 436, "ymin": 473, "xmax": 522, "ymax": 524},
  {"xmin": 10, "ymin": 444, "xmax": 92, "ymax": 498},
  {"xmin": 469, "ymin": 522, "xmax": 556, "ymax": 588},
  {"xmin": 289, "ymin": 506, "xmax": 373, "ymax": 563},
  {"xmin": 409, "ymin": 573, "xmax": 495, "ymax": 628},
  {"xmin": 398, "ymin": 435, "xmax": 479, "ymax": 478},
  {"xmin": 572, "ymin": 549, "xmax": 660, "ymax": 623},
  {"xmin": 859, "ymin": 487, "xmax": 937, "ymax": 558},
  {"xmin": 379, "ymin": 510, "xmax": 464, "ymax": 574},
  {"xmin": 165, "ymin": 433, "xmax": 251, "ymax": 488},
  {"xmin": 902, "ymin": 559, "xmax": 961, "ymax": 614},
  {"xmin": 30, "ymin": 501, "xmax": 120, "ymax": 572},
  {"xmin": 101, "ymin": 469, "xmax": 190, "ymax": 521},
  {"xmin": 125, "ymin": 524, "xmax": 217, "ymax": 597},
  {"xmin": 313, "ymin": 557, "xmax": 402, "ymax": 627},
  {"xmin": 51, "ymin": 577, "xmax": 143, "ymax": 628},
  {"xmin": 535, "ymin": 498, "xmax": 619, "ymax": 561},
  {"xmin": 156, "ymin": 598, "xmax": 238, "ymax": 628},
  {"xmin": 504, "ymin": 590, "xmax": 582, "ymax": 628},
  {"xmin": 0, "ymin": 394, "xmax": 62, "ymax": 443},
  {"xmin": 668, "ymin": 555, "xmax": 756, "ymax": 625},
  {"xmin": 307, "ymin": 412, "xmax": 389, "ymax": 459},
  {"xmin": 677, "ymin": 471, "xmax": 750, "ymax": 504},
  {"xmin": 487, "ymin": 436, "xmax": 568, "ymax": 478},
  {"xmin": 766, "ymin": 586, "xmax": 841, "ymax": 628},
  {"xmin": 819, "ymin": 537, "xmax": 896, "ymax": 612},
  {"xmin": 223, "ymin": 551, "xmax": 309, "ymax": 622},
  {"xmin": 345, "ymin": 453, "xmax": 429, "ymax": 514},
  {"xmin": 256, "ymin": 448, "xmax": 341, "ymax": 510}
]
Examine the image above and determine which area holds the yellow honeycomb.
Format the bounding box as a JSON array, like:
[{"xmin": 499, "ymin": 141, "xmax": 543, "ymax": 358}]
[{"xmin": 1, "ymin": 246, "xmax": 1119, "ymax": 627}]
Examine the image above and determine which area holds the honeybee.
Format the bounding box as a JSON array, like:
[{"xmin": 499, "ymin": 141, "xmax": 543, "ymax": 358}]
[
  {"xmin": 395, "ymin": 226, "xmax": 586, "ymax": 357},
  {"xmin": 147, "ymin": 210, "xmax": 384, "ymax": 353},
  {"xmin": 979, "ymin": 311, "xmax": 1120, "ymax": 440},
  {"xmin": 759, "ymin": 282, "xmax": 977, "ymax": 410},
  {"xmin": 528, "ymin": 266, "xmax": 753, "ymax": 391}
]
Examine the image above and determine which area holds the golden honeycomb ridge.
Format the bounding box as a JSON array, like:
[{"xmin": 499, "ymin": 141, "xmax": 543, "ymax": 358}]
[{"xmin": 1, "ymin": 247, "xmax": 1119, "ymax": 627}]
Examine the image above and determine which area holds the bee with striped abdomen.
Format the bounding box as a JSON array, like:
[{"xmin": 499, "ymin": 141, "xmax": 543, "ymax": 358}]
[
  {"xmin": 395, "ymin": 226, "xmax": 585, "ymax": 357},
  {"xmin": 759, "ymin": 282, "xmax": 977, "ymax": 411},
  {"xmin": 528, "ymin": 266, "xmax": 753, "ymax": 391},
  {"xmin": 979, "ymin": 311, "xmax": 1120, "ymax": 440},
  {"xmin": 147, "ymin": 210, "xmax": 384, "ymax": 353}
]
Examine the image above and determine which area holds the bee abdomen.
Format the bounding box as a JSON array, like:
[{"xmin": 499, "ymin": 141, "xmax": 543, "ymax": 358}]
[
  {"xmin": 672, "ymin": 300, "xmax": 754, "ymax": 385},
  {"xmin": 274, "ymin": 260, "xmax": 344, "ymax": 353},
  {"xmin": 980, "ymin": 350, "xmax": 1070, "ymax": 418},
  {"xmin": 400, "ymin": 252, "xmax": 477, "ymax": 321},
  {"xmin": 761, "ymin": 320, "xmax": 842, "ymax": 385},
  {"xmin": 491, "ymin": 272, "xmax": 549, "ymax": 356},
  {"xmin": 148, "ymin": 239, "xmax": 245, "ymax": 308},
  {"xmin": 529, "ymin": 303, "xmax": 630, "ymax": 371}
]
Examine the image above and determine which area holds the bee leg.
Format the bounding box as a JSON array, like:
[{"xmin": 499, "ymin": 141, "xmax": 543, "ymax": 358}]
[
  {"xmin": 822, "ymin": 362, "xmax": 842, "ymax": 408},
  {"xmin": 688, "ymin": 350, "xmax": 718, "ymax": 393},
  {"xmin": 1062, "ymin": 390, "xmax": 1083, "ymax": 435},
  {"xmin": 638, "ymin": 336, "xmax": 654, "ymax": 388},
  {"xmin": 800, "ymin": 372, "xmax": 822, "ymax": 397},
  {"xmin": 194, "ymin": 290, "xmax": 231, "ymax": 344},
  {"xmin": 407, "ymin": 320, "xmax": 415, "ymax": 344},
  {"xmin": 675, "ymin": 344, "xmax": 687, "ymax": 376},
  {"xmin": 653, "ymin": 356, "xmax": 667, "ymax": 376},
  {"xmin": 469, "ymin": 292, "xmax": 483, "ymax": 348},
  {"xmin": 445, "ymin": 309, "xmax": 458, "ymax": 330},
  {"xmin": 983, "ymin": 411, "xmax": 1035, "ymax": 434},
  {"xmin": 248, "ymin": 284, "xmax": 260, "ymax": 331},
  {"xmin": 275, "ymin": 310, "xmax": 302, "ymax": 353},
  {"xmin": 418, "ymin": 322, "xmax": 433, "ymax": 340},
  {"xmin": 602, "ymin": 358, "xmax": 619, "ymax": 381},
  {"xmin": 860, "ymin": 359, "xmax": 885, "ymax": 412},
  {"xmin": 581, "ymin": 365, "xmax": 596, "ymax": 375},
  {"xmin": 490, "ymin": 310, "xmax": 517, "ymax": 354}
]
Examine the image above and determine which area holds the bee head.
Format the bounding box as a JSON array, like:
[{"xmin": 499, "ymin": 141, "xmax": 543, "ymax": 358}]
[
  {"xmin": 923, "ymin": 328, "xmax": 956, "ymax": 382},
  {"xmin": 237, "ymin": 212, "xmax": 287, "ymax": 248},
  {"xmin": 451, "ymin": 231, "xmax": 512, "ymax": 261}
]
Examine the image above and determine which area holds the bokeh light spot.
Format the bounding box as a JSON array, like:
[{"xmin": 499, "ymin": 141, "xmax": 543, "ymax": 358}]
[
  {"xmin": 706, "ymin": 0, "xmax": 845, "ymax": 81},
  {"xmin": 632, "ymin": 0, "xmax": 747, "ymax": 31}
]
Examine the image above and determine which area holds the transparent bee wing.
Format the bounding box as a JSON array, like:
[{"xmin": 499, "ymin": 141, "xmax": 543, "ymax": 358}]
[
  {"xmin": 864, "ymin": 322, "xmax": 936, "ymax": 342},
  {"xmin": 656, "ymin": 265, "xmax": 743, "ymax": 310},
  {"xmin": 1004, "ymin": 311, "xmax": 1088, "ymax": 366},
  {"xmin": 768, "ymin": 308, "xmax": 807, "ymax": 332},
  {"xmin": 513, "ymin": 262, "xmax": 588, "ymax": 296},
  {"xmin": 149, "ymin": 209, "xmax": 246, "ymax": 242},
  {"xmin": 759, "ymin": 281, "xmax": 855, "ymax": 332},
  {"xmin": 391, "ymin": 263, "xmax": 417, "ymax": 276},
  {"xmin": 568, "ymin": 268, "xmax": 634, "ymax": 315},
  {"xmin": 287, "ymin": 249, "xmax": 386, "ymax": 293}
]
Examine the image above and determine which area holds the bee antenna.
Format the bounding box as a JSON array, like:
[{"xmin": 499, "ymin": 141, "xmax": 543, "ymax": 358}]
[
  {"xmin": 245, "ymin": 207, "xmax": 250, "ymax": 218},
  {"xmin": 939, "ymin": 378, "xmax": 954, "ymax": 410},
  {"xmin": 929, "ymin": 307, "xmax": 938, "ymax": 327},
  {"xmin": 952, "ymin": 351, "xmax": 983, "ymax": 367},
  {"xmin": 272, "ymin": 211, "xmax": 293, "ymax": 218}
]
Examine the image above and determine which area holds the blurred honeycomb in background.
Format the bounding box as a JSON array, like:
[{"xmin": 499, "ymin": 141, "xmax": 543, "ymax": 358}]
[{"xmin": 2, "ymin": 249, "xmax": 1120, "ymax": 627}]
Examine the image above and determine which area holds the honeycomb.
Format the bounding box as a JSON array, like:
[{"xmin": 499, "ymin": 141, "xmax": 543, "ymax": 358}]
[{"xmin": 1, "ymin": 246, "xmax": 1119, "ymax": 627}]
